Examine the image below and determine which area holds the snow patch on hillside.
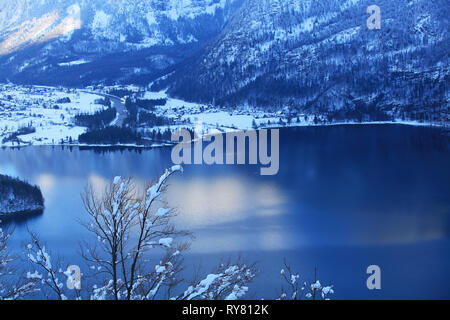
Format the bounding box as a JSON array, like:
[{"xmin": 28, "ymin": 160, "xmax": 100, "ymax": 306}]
[
  {"xmin": 58, "ymin": 59, "xmax": 89, "ymax": 67},
  {"xmin": 91, "ymin": 10, "xmax": 112, "ymax": 38},
  {"xmin": 164, "ymin": 0, "xmax": 230, "ymax": 20}
]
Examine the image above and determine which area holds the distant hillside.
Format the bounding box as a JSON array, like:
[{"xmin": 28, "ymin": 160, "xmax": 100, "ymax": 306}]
[
  {"xmin": 0, "ymin": 0, "xmax": 244, "ymax": 86},
  {"xmin": 0, "ymin": 0, "xmax": 448, "ymax": 123},
  {"xmin": 0, "ymin": 175, "xmax": 44, "ymax": 216},
  {"xmin": 160, "ymin": 0, "xmax": 449, "ymax": 121}
]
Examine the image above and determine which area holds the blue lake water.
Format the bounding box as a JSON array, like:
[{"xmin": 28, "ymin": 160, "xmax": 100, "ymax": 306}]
[{"xmin": 0, "ymin": 125, "xmax": 449, "ymax": 299}]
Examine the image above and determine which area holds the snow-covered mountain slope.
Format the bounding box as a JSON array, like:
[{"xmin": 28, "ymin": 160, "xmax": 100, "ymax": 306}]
[
  {"xmin": 0, "ymin": 0, "xmax": 448, "ymax": 121},
  {"xmin": 158, "ymin": 0, "xmax": 448, "ymax": 119},
  {"xmin": 0, "ymin": 0, "xmax": 243, "ymax": 85}
]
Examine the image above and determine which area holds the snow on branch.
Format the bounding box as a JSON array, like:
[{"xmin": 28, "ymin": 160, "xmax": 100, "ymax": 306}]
[
  {"xmin": 81, "ymin": 166, "xmax": 188, "ymax": 300},
  {"xmin": 26, "ymin": 232, "xmax": 80, "ymax": 300},
  {"xmin": 0, "ymin": 225, "xmax": 37, "ymax": 300},
  {"xmin": 278, "ymin": 259, "xmax": 334, "ymax": 300},
  {"xmin": 178, "ymin": 259, "xmax": 257, "ymax": 301}
]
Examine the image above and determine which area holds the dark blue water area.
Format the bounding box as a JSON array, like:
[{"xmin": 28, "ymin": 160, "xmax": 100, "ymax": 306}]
[{"xmin": 0, "ymin": 124, "xmax": 449, "ymax": 299}]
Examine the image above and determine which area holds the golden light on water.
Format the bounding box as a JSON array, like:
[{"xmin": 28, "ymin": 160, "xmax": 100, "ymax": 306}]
[
  {"xmin": 87, "ymin": 174, "xmax": 108, "ymax": 195},
  {"xmin": 36, "ymin": 174, "xmax": 56, "ymax": 194},
  {"xmin": 165, "ymin": 177, "xmax": 288, "ymax": 228}
]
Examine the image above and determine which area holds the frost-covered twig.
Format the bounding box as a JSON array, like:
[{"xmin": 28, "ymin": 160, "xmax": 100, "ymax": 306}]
[
  {"xmin": 0, "ymin": 224, "xmax": 37, "ymax": 300},
  {"xmin": 81, "ymin": 166, "xmax": 190, "ymax": 300},
  {"xmin": 26, "ymin": 232, "xmax": 79, "ymax": 300},
  {"xmin": 278, "ymin": 260, "xmax": 334, "ymax": 300},
  {"xmin": 177, "ymin": 259, "xmax": 257, "ymax": 301}
]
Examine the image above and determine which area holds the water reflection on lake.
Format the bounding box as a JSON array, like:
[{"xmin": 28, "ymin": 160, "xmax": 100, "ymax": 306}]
[{"xmin": 0, "ymin": 125, "xmax": 449, "ymax": 299}]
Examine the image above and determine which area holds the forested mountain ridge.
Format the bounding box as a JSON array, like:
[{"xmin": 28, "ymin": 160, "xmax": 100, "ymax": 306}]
[
  {"xmin": 0, "ymin": 0, "xmax": 448, "ymax": 122},
  {"xmin": 156, "ymin": 0, "xmax": 448, "ymax": 121},
  {"xmin": 0, "ymin": 175, "xmax": 44, "ymax": 216}
]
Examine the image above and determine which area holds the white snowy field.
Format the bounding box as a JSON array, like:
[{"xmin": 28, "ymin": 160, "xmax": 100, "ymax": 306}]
[
  {"xmin": 0, "ymin": 84, "xmax": 109, "ymax": 146},
  {"xmin": 143, "ymin": 90, "xmax": 294, "ymax": 131}
]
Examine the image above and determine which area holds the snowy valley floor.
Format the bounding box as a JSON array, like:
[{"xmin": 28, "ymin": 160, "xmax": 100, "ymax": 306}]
[{"xmin": 0, "ymin": 84, "xmax": 446, "ymax": 148}]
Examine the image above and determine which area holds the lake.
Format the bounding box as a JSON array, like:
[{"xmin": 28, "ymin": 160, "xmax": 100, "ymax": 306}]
[{"xmin": 0, "ymin": 124, "xmax": 449, "ymax": 299}]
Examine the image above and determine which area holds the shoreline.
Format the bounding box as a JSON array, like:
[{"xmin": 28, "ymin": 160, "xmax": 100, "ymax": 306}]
[
  {"xmin": 1, "ymin": 121, "xmax": 447, "ymax": 149},
  {"xmin": 261, "ymin": 120, "xmax": 448, "ymax": 130},
  {"xmin": 0, "ymin": 207, "xmax": 44, "ymax": 220}
]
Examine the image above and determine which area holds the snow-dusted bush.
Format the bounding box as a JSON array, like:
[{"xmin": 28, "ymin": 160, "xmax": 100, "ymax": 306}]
[
  {"xmin": 176, "ymin": 258, "xmax": 257, "ymax": 301},
  {"xmin": 278, "ymin": 259, "xmax": 334, "ymax": 301}
]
